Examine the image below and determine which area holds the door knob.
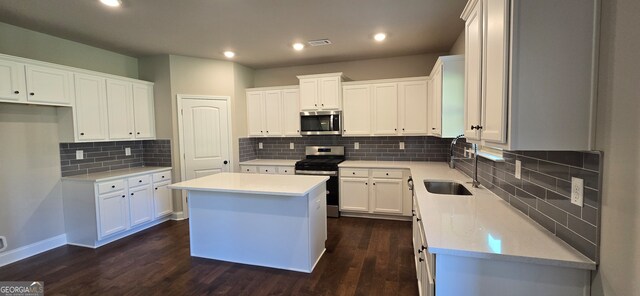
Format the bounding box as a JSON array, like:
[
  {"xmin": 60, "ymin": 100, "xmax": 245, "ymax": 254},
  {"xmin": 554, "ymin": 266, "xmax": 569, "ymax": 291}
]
[{"xmin": 223, "ymin": 160, "xmax": 228, "ymax": 165}]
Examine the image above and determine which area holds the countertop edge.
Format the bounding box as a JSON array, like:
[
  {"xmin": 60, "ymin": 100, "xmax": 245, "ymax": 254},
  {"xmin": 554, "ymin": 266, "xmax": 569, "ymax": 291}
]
[
  {"xmin": 428, "ymin": 247, "xmax": 596, "ymax": 270},
  {"xmin": 62, "ymin": 167, "xmax": 172, "ymax": 183},
  {"xmin": 168, "ymin": 175, "xmax": 329, "ymax": 197}
]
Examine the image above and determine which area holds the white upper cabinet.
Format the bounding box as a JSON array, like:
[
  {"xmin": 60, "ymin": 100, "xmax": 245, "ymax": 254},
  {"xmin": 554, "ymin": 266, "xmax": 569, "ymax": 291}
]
[
  {"xmin": 246, "ymin": 86, "xmax": 299, "ymax": 137},
  {"xmin": 0, "ymin": 59, "xmax": 26, "ymax": 103},
  {"xmin": 74, "ymin": 74, "xmax": 108, "ymax": 141},
  {"xmin": 398, "ymin": 80, "xmax": 429, "ymax": 135},
  {"xmin": 461, "ymin": 0, "xmax": 599, "ymax": 150},
  {"xmin": 428, "ymin": 56, "xmax": 465, "ymax": 138},
  {"xmin": 0, "ymin": 53, "xmax": 156, "ymax": 143},
  {"xmin": 106, "ymin": 79, "xmax": 135, "ymax": 140},
  {"xmin": 342, "ymin": 84, "xmax": 372, "ymax": 136},
  {"xmin": 282, "ymin": 89, "xmax": 301, "ymax": 136},
  {"xmin": 263, "ymin": 90, "xmax": 283, "ymax": 136},
  {"xmin": 463, "ymin": 0, "xmax": 483, "ymax": 141},
  {"xmin": 298, "ymin": 73, "xmax": 344, "ymax": 111},
  {"xmin": 132, "ymin": 83, "xmax": 155, "ymax": 139},
  {"xmin": 318, "ymin": 76, "xmax": 341, "ymax": 110},
  {"xmin": 25, "ymin": 64, "xmax": 73, "ymax": 106},
  {"xmin": 342, "ymin": 77, "xmax": 429, "ymax": 137},
  {"xmin": 372, "ymin": 83, "xmax": 399, "ymax": 135},
  {"xmin": 246, "ymin": 91, "xmax": 265, "ymax": 137}
]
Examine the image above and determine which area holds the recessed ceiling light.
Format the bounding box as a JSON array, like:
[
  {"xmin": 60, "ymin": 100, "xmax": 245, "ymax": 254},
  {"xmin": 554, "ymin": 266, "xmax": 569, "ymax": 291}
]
[
  {"xmin": 374, "ymin": 33, "xmax": 387, "ymax": 42},
  {"xmin": 293, "ymin": 43, "xmax": 305, "ymax": 51},
  {"xmin": 100, "ymin": 0, "xmax": 122, "ymax": 7},
  {"xmin": 223, "ymin": 51, "xmax": 235, "ymax": 58}
]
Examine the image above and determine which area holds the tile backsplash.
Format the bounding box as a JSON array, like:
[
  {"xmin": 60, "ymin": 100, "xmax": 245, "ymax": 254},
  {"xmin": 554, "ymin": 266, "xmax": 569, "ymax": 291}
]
[
  {"xmin": 452, "ymin": 139, "xmax": 602, "ymax": 262},
  {"xmin": 60, "ymin": 139, "xmax": 172, "ymax": 177},
  {"xmin": 239, "ymin": 136, "xmax": 452, "ymax": 162}
]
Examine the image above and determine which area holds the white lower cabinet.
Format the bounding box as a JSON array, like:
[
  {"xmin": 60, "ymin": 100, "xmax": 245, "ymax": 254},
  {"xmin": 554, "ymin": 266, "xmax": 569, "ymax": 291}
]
[
  {"xmin": 240, "ymin": 164, "xmax": 295, "ymax": 176},
  {"xmin": 339, "ymin": 168, "xmax": 411, "ymax": 217},
  {"xmin": 63, "ymin": 169, "xmax": 172, "ymax": 248},
  {"xmin": 339, "ymin": 177, "xmax": 370, "ymax": 212},
  {"xmin": 98, "ymin": 191, "xmax": 129, "ymax": 238},
  {"xmin": 153, "ymin": 181, "xmax": 173, "ymax": 219},
  {"xmin": 128, "ymin": 184, "xmax": 154, "ymax": 227}
]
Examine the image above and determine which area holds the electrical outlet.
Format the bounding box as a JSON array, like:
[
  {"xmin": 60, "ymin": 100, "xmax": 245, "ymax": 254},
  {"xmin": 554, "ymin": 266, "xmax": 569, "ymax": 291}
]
[
  {"xmin": 125, "ymin": 147, "xmax": 131, "ymax": 156},
  {"xmin": 515, "ymin": 160, "xmax": 522, "ymax": 179},
  {"xmin": 354, "ymin": 142, "xmax": 360, "ymax": 150},
  {"xmin": 399, "ymin": 142, "xmax": 405, "ymax": 150},
  {"xmin": 76, "ymin": 150, "xmax": 84, "ymax": 160},
  {"xmin": 258, "ymin": 142, "xmax": 263, "ymax": 149},
  {"xmin": 289, "ymin": 143, "xmax": 294, "ymax": 150},
  {"xmin": 571, "ymin": 177, "xmax": 584, "ymax": 207}
]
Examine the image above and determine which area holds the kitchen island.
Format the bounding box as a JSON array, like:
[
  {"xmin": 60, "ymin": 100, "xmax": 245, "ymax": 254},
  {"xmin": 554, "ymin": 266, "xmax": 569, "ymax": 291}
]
[{"xmin": 168, "ymin": 173, "xmax": 329, "ymax": 273}]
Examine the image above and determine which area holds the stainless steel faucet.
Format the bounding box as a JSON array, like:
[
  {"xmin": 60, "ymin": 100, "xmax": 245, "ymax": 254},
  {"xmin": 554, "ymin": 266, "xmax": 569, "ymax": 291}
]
[
  {"xmin": 472, "ymin": 144, "xmax": 481, "ymax": 188},
  {"xmin": 449, "ymin": 134, "xmax": 465, "ymax": 169}
]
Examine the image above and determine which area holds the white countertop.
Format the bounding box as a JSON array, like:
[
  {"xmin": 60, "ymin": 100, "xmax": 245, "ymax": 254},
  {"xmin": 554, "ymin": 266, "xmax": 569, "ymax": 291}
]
[
  {"xmin": 168, "ymin": 172, "xmax": 328, "ymax": 197},
  {"xmin": 340, "ymin": 161, "xmax": 596, "ymax": 270},
  {"xmin": 62, "ymin": 166, "xmax": 171, "ymax": 182},
  {"xmin": 239, "ymin": 159, "xmax": 299, "ymax": 166}
]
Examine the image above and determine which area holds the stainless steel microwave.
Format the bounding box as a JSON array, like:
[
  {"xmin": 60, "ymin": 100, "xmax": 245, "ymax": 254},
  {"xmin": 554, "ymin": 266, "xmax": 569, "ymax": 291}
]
[{"xmin": 300, "ymin": 111, "xmax": 342, "ymax": 136}]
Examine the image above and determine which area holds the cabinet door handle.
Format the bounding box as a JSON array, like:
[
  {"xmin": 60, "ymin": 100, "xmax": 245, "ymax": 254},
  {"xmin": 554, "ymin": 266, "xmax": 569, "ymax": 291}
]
[
  {"xmin": 418, "ymin": 249, "xmax": 423, "ymax": 254},
  {"xmin": 111, "ymin": 185, "xmax": 116, "ymax": 188},
  {"xmin": 137, "ymin": 132, "xmax": 141, "ymax": 135},
  {"xmin": 131, "ymin": 193, "xmax": 134, "ymax": 196},
  {"xmin": 129, "ymin": 132, "xmax": 133, "ymax": 135},
  {"xmin": 373, "ymin": 183, "xmax": 376, "ymax": 185},
  {"xmin": 432, "ymin": 127, "xmax": 436, "ymax": 130},
  {"xmin": 365, "ymin": 182, "xmax": 368, "ymax": 185},
  {"xmin": 155, "ymin": 188, "xmax": 158, "ymax": 190},
  {"xmin": 314, "ymin": 104, "xmax": 317, "ymax": 107},
  {"xmin": 386, "ymin": 173, "xmax": 389, "ymax": 176},
  {"xmin": 419, "ymin": 258, "xmax": 424, "ymax": 262},
  {"xmin": 321, "ymin": 104, "xmax": 324, "ymax": 106},
  {"xmin": 29, "ymin": 92, "xmax": 35, "ymax": 96},
  {"xmin": 417, "ymin": 217, "xmax": 421, "ymax": 222},
  {"xmin": 80, "ymin": 132, "xmax": 85, "ymax": 135},
  {"xmin": 352, "ymin": 172, "xmax": 355, "ymax": 175},
  {"xmin": 138, "ymin": 180, "xmax": 142, "ymax": 183},
  {"xmin": 394, "ymin": 128, "xmax": 397, "ymax": 131},
  {"xmin": 161, "ymin": 176, "xmax": 165, "ymax": 178},
  {"xmin": 122, "ymin": 195, "xmax": 125, "ymax": 198},
  {"xmin": 14, "ymin": 91, "xmax": 19, "ymax": 94}
]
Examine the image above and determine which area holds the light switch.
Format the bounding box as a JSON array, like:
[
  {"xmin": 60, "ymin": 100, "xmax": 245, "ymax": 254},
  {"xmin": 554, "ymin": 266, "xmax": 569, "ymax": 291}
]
[
  {"xmin": 76, "ymin": 150, "xmax": 84, "ymax": 160},
  {"xmin": 354, "ymin": 142, "xmax": 360, "ymax": 150},
  {"xmin": 571, "ymin": 177, "xmax": 584, "ymax": 207},
  {"xmin": 258, "ymin": 142, "xmax": 263, "ymax": 149},
  {"xmin": 399, "ymin": 142, "xmax": 405, "ymax": 150},
  {"xmin": 289, "ymin": 143, "xmax": 294, "ymax": 150},
  {"xmin": 515, "ymin": 160, "xmax": 522, "ymax": 179},
  {"xmin": 125, "ymin": 147, "xmax": 131, "ymax": 156}
]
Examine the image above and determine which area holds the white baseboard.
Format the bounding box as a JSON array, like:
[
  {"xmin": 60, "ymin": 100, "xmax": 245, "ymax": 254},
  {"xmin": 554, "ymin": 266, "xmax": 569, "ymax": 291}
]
[
  {"xmin": 340, "ymin": 212, "xmax": 412, "ymax": 221},
  {"xmin": 171, "ymin": 211, "xmax": 186, "ymax": 220},
  {"xmin": 0, "ymin": 234, "xmax": 67, "ymax": 267}
]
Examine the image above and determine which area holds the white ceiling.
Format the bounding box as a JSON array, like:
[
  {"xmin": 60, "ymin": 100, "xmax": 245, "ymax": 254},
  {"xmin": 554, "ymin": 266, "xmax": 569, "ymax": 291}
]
[{"xmin": 0, "ymin": 0, "xmax": 467, "ymax": 69}]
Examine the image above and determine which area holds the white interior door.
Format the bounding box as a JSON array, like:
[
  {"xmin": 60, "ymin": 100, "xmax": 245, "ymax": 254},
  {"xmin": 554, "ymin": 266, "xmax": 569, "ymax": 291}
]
[{"xmin": 181, "ymin": 98, "xmax": 231, "ymax": 180}]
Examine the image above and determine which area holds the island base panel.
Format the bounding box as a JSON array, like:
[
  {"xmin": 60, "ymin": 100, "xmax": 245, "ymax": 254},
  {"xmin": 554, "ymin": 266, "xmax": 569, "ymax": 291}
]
[{"xmin": 188, "ymin": 185, "xmax": 327, "ymax": 273}]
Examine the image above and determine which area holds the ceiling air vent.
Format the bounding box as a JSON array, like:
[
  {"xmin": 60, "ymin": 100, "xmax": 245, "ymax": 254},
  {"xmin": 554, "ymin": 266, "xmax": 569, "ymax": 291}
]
[{"xmin": 307, "ymin": 39, "xmax": 332, "ymax": 47}]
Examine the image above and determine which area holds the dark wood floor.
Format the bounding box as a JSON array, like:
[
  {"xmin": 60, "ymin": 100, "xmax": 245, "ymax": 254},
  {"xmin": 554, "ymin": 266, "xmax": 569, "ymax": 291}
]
[{"xmin": 0, "ymin": 217, "xmax": 418, "ymax": 296}]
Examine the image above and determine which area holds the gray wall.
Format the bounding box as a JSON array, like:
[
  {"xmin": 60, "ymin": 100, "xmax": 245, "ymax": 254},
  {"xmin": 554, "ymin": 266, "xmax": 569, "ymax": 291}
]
[
  {"xmin": 0, "ymin": 23, "xmax": 140, "ymax": 253},
  {"xmin": 591, "ymin": 0, "xmax": 640, "ymax": 294},
  {"xmin": 138, "ymin": 55, "xmax": 172, "ymax": 139},
  {"xmin": 253, "ymin": 53, "xmax": 444, "ymax": 87},
  {"xmin": 449, "ymin": 30, "xmax": 465, "ymax": 55},
  {"xmin": 0, "ymin": 22, "xmax": 138, "ymax": 79},
  {"xmin": 0, "ymin": 105, "xmax": 65, "ymax": 253}
]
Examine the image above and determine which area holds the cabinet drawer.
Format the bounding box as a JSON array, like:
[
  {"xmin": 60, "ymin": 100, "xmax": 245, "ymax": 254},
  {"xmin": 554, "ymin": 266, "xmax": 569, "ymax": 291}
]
[
  {"xmin": 340, "ymin": 168, "xmax": 369, "ymax": 178},
  {"xmin": 128, "ymin": 175, "xmax": 151, "ymax": 187},
  {"xmin": 277, "ymin": 166, "xmax": 295, "ymax": 175},
  {"xmin": 153, "ymin": 171, "xmax": 171, "ymax": 183},
  {"xmin": 259, "ymin": 166, "xmax": 277, "ymax": 174},
  {"xmin": 97, "ymin": 179, "xmax": 125, "ymax": 194},
  {"xmin": 371, "ymin": 169, "xmax": 403, "ymax": 179},
  {"xmin": 241, "ymin": 165, "xmax": 258, "ymax": 173}
]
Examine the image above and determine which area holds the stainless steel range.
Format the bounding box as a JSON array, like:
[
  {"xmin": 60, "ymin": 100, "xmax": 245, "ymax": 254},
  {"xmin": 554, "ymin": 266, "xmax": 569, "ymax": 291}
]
[{"xmin": 295, "ymin": 146, "xmax": 345, "ymax": 218}]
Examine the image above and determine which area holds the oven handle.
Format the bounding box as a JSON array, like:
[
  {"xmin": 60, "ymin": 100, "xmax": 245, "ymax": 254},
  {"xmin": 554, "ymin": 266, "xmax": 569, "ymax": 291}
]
[{"xmin": 295, "ymin": 170, "xmax": 338, "ymax": 176}]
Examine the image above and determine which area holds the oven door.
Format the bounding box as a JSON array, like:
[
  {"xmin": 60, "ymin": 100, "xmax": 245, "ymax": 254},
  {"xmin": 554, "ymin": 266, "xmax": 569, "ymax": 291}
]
[{"xmin": 300, "ymin": 111, "xmax": 341, "ymax": 135}]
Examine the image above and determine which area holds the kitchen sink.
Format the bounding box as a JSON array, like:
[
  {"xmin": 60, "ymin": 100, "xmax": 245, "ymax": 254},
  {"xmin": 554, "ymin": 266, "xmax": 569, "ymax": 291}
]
[{"xmin": 424, "ymin": 181, "xmax": 472, "ymax": 196}]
